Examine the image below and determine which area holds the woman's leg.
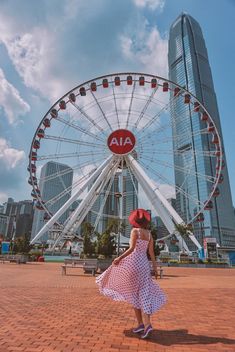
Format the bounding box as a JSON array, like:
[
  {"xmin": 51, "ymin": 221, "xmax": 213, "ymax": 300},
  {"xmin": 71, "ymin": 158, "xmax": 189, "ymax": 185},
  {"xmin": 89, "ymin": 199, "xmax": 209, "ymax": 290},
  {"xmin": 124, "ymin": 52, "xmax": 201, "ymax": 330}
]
[
  {"xmin": 142, "ymin": 312, "xmax": 151, "ymax": 327},
  {"xmin": 134, "ymin": 308, "xmax": 143, "ymax": 325}
]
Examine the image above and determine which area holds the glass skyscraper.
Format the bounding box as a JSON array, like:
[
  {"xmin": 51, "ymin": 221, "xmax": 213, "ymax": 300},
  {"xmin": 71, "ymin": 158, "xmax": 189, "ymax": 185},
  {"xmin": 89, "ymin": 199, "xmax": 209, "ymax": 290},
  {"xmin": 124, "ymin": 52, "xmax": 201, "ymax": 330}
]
[
  {"xmin": 31, "ymin": 161, "xmax": 73, "ymax": 242},
  {"xmin": 88, "ymin": 168, "xmax": 138, "ymax": 237},
  {"xmin": 168, "ymin": 13, "xmax": 235, "ymax": 248}
]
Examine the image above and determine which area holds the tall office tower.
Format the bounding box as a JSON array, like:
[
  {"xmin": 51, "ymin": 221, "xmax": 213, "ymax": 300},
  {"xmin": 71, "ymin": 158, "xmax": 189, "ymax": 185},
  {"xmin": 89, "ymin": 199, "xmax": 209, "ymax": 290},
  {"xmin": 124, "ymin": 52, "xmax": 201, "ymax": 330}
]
[
  {"xmin": 31, "ymin": 161, "xmax": 73, "ymax": 242},
  {"xmin": 88, "ymin": 168, "xmax": 138, "ymax": 237},
  {"xmin": 121, "ymin": 168, "xmax": 138, "ymax": 237},
  {"xmin": 2, "ymin": 198, "xmax": 34, "ymax": 240},
  {"xmin": 168, "ymin": 13, "xmax": 235, "ymax": 247}
]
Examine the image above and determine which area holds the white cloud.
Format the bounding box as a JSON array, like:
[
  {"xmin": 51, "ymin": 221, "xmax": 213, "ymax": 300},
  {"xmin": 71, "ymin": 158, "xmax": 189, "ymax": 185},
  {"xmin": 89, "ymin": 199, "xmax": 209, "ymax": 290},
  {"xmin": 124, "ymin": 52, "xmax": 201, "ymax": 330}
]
[
  {"xmin": 0, "ymin": 192, "xmax": 8, "ymax": 203},
  {"xmin": 120, "ymin": 20, "xmax": 168, "ymax": 77},
  {"xmin": 0, "ymin": 28, "xmax": 67, "ymax": 102},
  {"xmin": 159, "ymin": 184, "xmax": 176, "ymax": 199},
  {"xmin": 0, "ymin": 68, "xmax": 30, "ymax": 124},
  {"xmin": 0, "ymin": 9, "xmax": 73, "ymax": 102},
  {"xmin": 0, "ymin": 138, "xmax": 25, "ymax": 169},
  {"xmin": 133, "ymin": 0, "xmax": 165, "ymax": 11}
]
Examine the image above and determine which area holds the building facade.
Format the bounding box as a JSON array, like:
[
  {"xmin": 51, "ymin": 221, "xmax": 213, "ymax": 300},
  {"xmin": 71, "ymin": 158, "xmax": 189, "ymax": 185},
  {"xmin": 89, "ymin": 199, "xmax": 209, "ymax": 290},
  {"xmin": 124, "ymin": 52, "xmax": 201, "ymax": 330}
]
[
  {"xmin": 0, "ymin": 213, "xmax": 8, "ymax": 238},
  {"xmin": 88, "ymin": 167, "xmax": 138, "ymax": 237},
  {"xmin": 31, "ymin": 161, "xmax": 73, "ymax": 242},
  {"xmin": 1, "ymin": 198, "xmax": 34, "ymax": 240},
  {"xmin": 168, "ymin": 13, "xmax": 235, "ymax": 248}
]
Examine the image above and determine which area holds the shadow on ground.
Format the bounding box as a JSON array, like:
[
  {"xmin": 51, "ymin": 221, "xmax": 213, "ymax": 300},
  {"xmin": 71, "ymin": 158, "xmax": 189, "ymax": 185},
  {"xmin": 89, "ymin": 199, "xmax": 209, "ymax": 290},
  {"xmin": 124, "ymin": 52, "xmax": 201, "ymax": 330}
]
[{"xmin": 124, "ymin": 328, "xmax": 235, "ymax": 346}]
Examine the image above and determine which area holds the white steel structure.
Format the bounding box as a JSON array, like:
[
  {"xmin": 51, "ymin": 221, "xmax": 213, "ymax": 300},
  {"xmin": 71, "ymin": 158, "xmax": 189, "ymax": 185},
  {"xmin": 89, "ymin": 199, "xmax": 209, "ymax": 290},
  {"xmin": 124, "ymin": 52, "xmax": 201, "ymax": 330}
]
[{"xmin": 28, "ymin": 73, "xmax": 224, "ymax": 252}]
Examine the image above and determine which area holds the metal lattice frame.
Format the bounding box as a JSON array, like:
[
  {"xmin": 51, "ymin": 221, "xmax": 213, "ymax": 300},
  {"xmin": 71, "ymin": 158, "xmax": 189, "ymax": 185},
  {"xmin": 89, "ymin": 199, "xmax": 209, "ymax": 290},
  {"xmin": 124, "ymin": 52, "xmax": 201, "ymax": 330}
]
[{"xmin": 28, "ymin": 73, "xmax": 223, "ymax": 252}]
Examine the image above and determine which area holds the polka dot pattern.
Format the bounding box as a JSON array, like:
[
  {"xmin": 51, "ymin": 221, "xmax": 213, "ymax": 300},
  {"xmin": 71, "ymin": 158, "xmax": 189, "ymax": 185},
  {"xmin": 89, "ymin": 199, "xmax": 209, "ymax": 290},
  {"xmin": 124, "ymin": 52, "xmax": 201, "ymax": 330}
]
[{"xmin": 96, "ymin": 230, "xmax": 167, "ymax": 314}]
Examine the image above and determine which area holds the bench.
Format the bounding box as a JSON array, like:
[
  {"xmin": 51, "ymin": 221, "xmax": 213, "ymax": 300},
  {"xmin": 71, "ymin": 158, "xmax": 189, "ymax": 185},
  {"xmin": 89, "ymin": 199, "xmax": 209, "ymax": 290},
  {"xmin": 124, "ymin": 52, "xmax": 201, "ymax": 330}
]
[
  {"xmin": 61, "ymin": 258, "xmax": 98, "ymax": 276},
  {"xmin": 0, "ymin": 255, "xmax": 7, "ymax": 263},
  {"xmin": 0, "ymin": 254, "xmax": 26, "ymax": 264}
]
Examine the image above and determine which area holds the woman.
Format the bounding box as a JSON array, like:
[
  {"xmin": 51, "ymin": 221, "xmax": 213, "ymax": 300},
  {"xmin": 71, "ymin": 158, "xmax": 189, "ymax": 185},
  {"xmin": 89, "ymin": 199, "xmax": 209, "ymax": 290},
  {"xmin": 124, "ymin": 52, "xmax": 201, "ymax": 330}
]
[{"xmin": 96, "ymin": 208, "xmax": 167, "ymax": 339}]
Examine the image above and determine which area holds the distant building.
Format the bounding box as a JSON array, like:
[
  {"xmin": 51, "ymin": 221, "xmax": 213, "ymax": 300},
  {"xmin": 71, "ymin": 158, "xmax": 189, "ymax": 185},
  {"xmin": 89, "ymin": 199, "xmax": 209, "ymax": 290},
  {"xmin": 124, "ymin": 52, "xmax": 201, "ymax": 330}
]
[
  {"xmin": 152, "ymin": 216, "xmax": 169, "ymax": 240},
  {"xmin": 88, "ymin": 167, "xmax": 138, "ymax": 237},
  {"xmin": 0, "ymin": 213, "xmax": 8, "ymax": 238},
  {"xmin": 1, "ymin": 198, "xmax": 34, "ymax": 240},
  {"xmin": 169, "ymin": 13, "xmax": 235, "ymax": 248},
  {"xmin": 31, "ymin": 161, "xmax": 73, "ymax": 243}
]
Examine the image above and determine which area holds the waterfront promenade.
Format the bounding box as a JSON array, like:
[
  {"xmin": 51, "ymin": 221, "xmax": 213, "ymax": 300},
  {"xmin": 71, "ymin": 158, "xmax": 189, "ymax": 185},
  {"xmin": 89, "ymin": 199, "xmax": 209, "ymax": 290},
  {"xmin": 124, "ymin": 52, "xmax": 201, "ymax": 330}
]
[{"xmin": 0, "ymin": 263, "xmax": 235, "ymax": 352}]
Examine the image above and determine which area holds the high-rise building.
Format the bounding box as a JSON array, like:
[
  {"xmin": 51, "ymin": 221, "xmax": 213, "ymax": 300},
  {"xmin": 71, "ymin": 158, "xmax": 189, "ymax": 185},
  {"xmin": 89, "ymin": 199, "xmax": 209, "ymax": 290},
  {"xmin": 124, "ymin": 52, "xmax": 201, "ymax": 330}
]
[
  {"xmin": 168, "ymin": 13, "xmax": 235, "ymax": 248},
  {"xmin": 0, "ymin": 213, "xmax": 8, "ymax": 238},
  {"xmin": 88, "ymin": 167, "xmax": 138, "ymax": 237},
  {"xmin": 1, "ymin": 198, "xmax": 34, "ymax": 240},
  {"xmin": 31, "ymin": 161, "xmax": 73, "ymax": 242}
]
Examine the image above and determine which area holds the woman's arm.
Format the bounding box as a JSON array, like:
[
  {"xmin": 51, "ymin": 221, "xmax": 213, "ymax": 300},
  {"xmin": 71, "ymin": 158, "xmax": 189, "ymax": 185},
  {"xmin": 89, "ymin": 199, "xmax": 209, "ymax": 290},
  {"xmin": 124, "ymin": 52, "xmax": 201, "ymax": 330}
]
[
  {"xmin": 148, "ymin": 235, "xmax": 158, "ymax": 278},
  {"xmin": 113, "ymin": 229, "xmax": 137, "ymax": 265}
]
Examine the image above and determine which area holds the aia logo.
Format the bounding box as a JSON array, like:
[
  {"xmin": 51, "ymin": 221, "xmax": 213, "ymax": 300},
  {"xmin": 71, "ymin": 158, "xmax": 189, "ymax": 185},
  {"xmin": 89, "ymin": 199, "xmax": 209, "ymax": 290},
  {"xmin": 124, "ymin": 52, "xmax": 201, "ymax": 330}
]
[{"xmin": 107, "ymin": 129, "xmax": 136, "ymax": 155}]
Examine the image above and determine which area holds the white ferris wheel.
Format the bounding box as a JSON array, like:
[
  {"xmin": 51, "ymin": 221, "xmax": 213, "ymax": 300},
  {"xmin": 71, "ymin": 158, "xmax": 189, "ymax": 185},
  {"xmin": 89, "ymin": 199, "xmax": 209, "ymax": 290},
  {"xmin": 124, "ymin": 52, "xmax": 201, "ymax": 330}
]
[{"xmin": 28, "ymin": 73, "xmax": 224, "ymax": 253}]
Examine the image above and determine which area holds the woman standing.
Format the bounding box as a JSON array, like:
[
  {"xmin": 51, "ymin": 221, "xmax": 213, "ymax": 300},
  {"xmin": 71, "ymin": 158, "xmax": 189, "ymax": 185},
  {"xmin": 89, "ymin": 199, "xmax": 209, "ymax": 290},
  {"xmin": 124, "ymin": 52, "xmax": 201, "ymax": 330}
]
[{"xmin": 96, "ymin": 208, "xmax": 167, "ymax": 339}]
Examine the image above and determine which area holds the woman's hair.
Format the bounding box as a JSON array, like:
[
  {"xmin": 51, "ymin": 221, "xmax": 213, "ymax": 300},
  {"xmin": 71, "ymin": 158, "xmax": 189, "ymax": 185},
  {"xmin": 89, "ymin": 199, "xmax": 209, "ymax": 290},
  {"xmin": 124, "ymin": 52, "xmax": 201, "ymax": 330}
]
[{"xmin": 135, "ymin": 217, "xmax": 149, "ymax": 229}]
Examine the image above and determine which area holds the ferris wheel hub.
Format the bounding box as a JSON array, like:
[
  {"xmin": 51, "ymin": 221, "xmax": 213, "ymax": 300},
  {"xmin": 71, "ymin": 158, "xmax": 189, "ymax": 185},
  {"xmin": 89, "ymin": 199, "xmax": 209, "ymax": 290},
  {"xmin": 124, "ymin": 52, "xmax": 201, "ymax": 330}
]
[{"xmin": 107, "ymin": 129, "xmax": 136, "ymax": 155}]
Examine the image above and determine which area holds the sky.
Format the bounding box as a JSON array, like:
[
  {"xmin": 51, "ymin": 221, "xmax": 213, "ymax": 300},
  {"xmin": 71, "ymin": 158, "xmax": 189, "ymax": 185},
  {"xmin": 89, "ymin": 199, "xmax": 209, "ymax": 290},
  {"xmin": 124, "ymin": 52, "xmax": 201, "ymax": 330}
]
[{"xmin": 0, "ymin": 0, "xmax": 235, "ymax": 206}]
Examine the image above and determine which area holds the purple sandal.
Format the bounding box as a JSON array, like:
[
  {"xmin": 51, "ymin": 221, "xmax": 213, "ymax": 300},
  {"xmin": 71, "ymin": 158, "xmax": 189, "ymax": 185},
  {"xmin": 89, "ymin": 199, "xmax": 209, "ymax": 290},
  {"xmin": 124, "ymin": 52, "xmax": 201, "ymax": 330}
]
[
  {"xmin": 132, "ymin": 324, "xmax": 145, "ymax": 333},
  {"xmin": 140, "ymin": 324, "xmax": 153, "ymax": 339}
]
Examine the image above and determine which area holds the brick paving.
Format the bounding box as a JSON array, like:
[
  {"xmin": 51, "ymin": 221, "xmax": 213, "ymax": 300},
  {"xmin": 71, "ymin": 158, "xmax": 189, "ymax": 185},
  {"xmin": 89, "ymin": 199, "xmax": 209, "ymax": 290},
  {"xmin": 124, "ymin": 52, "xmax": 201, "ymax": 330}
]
[{"xmin": 0, "ymin": 263, "xmax": 235, "ymax": 352}]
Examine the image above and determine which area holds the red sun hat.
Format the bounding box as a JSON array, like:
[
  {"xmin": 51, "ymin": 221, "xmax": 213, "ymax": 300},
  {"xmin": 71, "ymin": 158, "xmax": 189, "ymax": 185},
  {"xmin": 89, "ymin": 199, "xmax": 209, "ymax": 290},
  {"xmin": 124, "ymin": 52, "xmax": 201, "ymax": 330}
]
[{"xmin": 129, "ymin": 208, "xmax": 151, "ymax": 228}]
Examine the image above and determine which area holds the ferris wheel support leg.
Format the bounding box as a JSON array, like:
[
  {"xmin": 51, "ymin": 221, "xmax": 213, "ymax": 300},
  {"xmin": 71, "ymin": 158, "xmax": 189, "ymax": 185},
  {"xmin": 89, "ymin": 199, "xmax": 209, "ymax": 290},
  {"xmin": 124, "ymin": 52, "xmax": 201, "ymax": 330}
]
[
  {"xmin": 61, "ymin": 157, "xmax": 120, "ymax": 236},
  {"xmin": 126, "ymin": 155, "xmax": 202, "ymax": 252},
  {"xmin": 93, "ymin": 174, "xmax": 115, "ymax": 232},
  {"xmin": 51, "ymin": 233, "xmax": 65, "ymax": 252},
  {"xmin": 30, "ymin": 155, "xmax": 113, "ymax": 245}
]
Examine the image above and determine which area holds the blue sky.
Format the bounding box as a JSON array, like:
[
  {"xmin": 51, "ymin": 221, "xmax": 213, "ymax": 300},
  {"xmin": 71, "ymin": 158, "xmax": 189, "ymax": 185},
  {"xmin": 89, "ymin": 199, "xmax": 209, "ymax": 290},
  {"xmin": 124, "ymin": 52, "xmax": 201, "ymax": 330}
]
[{"xmin": 0, "ymin": 0, "xmax": 235, "ymax": 205}]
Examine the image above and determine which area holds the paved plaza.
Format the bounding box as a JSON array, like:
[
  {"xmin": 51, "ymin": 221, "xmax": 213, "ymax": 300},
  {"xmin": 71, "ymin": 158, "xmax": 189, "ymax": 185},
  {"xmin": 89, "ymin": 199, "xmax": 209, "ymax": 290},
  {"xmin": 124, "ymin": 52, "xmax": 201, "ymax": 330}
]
[{"xmin": 0, "ymin": 263, "xmax": 235, "ymax": 352}]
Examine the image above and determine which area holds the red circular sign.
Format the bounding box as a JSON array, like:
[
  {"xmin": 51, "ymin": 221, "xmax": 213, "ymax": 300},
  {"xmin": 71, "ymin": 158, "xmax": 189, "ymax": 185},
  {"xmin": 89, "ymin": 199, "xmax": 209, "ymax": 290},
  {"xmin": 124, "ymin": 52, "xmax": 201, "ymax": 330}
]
[{"xmin": 107, "ymin": 129, "xmax": 136, "ymax": 155}]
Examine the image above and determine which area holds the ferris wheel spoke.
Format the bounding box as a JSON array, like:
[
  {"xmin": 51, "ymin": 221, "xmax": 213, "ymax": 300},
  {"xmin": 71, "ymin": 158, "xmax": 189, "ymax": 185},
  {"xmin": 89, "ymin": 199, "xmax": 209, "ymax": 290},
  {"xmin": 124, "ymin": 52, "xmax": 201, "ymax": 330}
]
[
  {"xmin": 44, "ymin": 134, "xmax": 105, "ymax": 148},
  {"xmin": 134, "ymin": 87, "xmax": 158, "ymax": 129},
  {"xmin": 43, "ymin": 154, "xmax": 115, "ymax": 206},
  {"xmin": 125, "ymin": 162, "xmax": 139, "ymax": 199},
  {"xmin": 140, "ymin": 155, "xmax": 216, "ymax": 184},
  {"xmin": 137, "ymin": 102, "xmax": 190, "ymax": 143},
  {"xmin": 29, "ymin": 73, "xmax": 219, "ymax": 246},
  {"xmin": 137, "ymin": 120, "xmax": 172, "ymax": 144},
  {"xmin": 45, "ymin": 166, "xmax": 100, "ymax": 209},
  {"xmin": 45, "ymin": 160, "xmax": 114, "ymax": 206},
  {"xmin": 56, "ymin": 116, "xmax": 104, "ymax": 142},
  {"xmin": 62, "ymin": 157, "xmax": 120, "ymax": 234},
  {"xmin": 138, "ymin": 158, "xmax": 205, "ymax": 210},
  {"xmin": 138, "ymin": 146, "xmax": 216, "ymax": 159},
  {"xmin": 36, "ymin": 150, "xmax": 107, "ymax": 162},
  {"xmin": 71, "ymin": 101, "xmax": 107, "ymax": 136},
  {"xmin": 138, "ymin": 118, "xmax": 208, "ymax": 145},
  {"xmin": 125, "ymin": 79, "xmax": 136, "ymax": 129},
  {"xmin": 138, "ymin": 130, "xmax": 210, "ymax": 153},
  {"xmin": 90, "ymin": 90, "xmax": 113, "ymax": 131},
  {"xmin": 111, "ymin": 81, "xmax": 120, "ymax": 129},
  {"xmin": 39, "ymin": 156, "xmax": 107, "ymax": 184},
  {"xmin": 135, "ymin": 93, "xmax": 174, "ymax": 138},
  {"xmin": 93, "ymin": 173, "xmax": 116, "ymax": 233},
  {"xmin": 30, "ymin": 155, "xmax": 114, "ymax": 244}
]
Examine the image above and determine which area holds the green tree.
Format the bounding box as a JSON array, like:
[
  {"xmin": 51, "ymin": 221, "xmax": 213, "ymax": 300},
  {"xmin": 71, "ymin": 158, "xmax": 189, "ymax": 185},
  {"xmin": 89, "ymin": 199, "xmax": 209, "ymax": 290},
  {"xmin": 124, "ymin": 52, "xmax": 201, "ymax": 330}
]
[
  {"xmin": 106, "ymin": 218, "xmax": 119, "ymax": 233},
  {"xmin": 96, "ymin": 220, "xmax": 117, "ymax": 257},
  {"xmin": 174, "ymin": 223, "xmax": 191, "ymax": 238},
  {"xmin": 174, "ymin": 222, "xmax": 192, "ymax": 253},
  {"xmin": 13, "ymin": 235, "xmax": 33, "ymax": 254},
  {"xmin": 97, "ymin": 232, "xmax": 116, "ymax": 257},
  {"xmin": 149, "ymin": 222, "xmax": 161, "ymax": 256},
  {"xmin": 81, "ymin": 222, "xmax": 96, "ymax": 257}
]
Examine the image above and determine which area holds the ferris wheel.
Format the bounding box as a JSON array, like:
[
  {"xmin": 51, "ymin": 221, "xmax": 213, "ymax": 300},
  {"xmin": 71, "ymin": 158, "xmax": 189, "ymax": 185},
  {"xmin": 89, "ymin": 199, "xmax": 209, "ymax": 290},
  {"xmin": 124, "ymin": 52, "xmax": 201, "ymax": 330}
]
[{"xmin": 28, "ymin": 73, "xmax": 224, "ymax": 252}]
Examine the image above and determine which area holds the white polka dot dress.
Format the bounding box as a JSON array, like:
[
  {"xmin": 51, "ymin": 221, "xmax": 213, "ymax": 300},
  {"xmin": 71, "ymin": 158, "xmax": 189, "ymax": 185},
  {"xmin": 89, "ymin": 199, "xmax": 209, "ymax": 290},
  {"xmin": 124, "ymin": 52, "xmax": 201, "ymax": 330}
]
[{"xmin": 96, "ymin": 230, "xmax": 167, "ymax": 314}]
